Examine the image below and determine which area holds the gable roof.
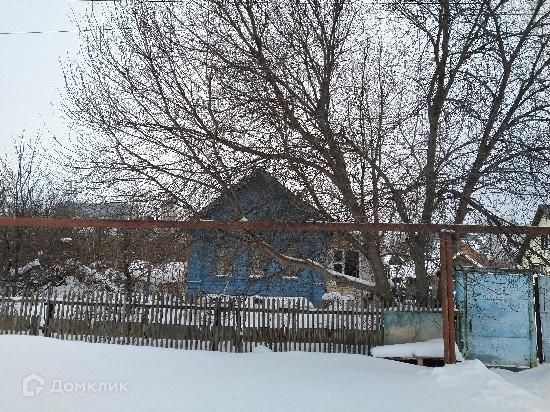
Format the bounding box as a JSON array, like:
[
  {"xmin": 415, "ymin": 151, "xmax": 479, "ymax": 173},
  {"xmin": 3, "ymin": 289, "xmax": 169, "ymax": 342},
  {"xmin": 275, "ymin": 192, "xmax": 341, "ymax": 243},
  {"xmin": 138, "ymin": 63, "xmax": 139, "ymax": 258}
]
[
  {"xmin": 197, "ymin": 169, "xmax": 323, "ymax": 221},
  {"xmin": 531, "ymin": 204, "xmax": 550, "ymax": 226},
  {"xmin": 56, "ymin": 201, "xmax": 132, "ymax": 219},
  {"xmin": 455, "ymin": 240, "xmax": 512, "ymax": 269},
  {"xmin": 516, "ymin": 204, "xmax": 550, "ymax": 262}
]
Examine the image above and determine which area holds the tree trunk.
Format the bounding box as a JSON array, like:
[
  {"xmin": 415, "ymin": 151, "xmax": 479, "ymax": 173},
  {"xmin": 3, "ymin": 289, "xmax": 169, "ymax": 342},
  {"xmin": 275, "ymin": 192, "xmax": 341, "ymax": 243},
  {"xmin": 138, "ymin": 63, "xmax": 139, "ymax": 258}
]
[
  {"xmin": 363, "ymin": 236, "xmax": 392, "ymax": 302},
  {"xmin": 408, "ymin": 234, "xmax": 430, "ymax": 302}
]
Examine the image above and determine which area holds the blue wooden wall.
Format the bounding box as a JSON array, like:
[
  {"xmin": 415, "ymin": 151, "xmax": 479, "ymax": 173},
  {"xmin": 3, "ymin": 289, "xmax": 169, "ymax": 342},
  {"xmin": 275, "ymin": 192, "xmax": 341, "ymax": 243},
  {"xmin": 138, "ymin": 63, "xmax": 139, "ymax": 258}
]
[{"xmin": 187, "ymin": 171, "xmax": 329, "ymax": 305}]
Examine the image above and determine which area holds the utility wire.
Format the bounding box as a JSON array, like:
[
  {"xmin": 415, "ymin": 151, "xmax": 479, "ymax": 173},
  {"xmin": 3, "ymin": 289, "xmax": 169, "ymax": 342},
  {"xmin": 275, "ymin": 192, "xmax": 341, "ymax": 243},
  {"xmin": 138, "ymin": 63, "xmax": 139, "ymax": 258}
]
[
  {"xmin": 0, "ymin": 29, "xmax": 77, "ymax": 35},
  {"xmin": 0, "ymin": 0, "xmax": 543, "ymax": 36},
  {"xmin": 0, "ymin": 27, "xmax": 113, "ymax": 36},
  {"xmin": 0, "ymin": 9, "xmax": 542, "ymax": 36},
  {"xmin": 73, "ymin": 0, "xmax": 546, "ymax": 6}
]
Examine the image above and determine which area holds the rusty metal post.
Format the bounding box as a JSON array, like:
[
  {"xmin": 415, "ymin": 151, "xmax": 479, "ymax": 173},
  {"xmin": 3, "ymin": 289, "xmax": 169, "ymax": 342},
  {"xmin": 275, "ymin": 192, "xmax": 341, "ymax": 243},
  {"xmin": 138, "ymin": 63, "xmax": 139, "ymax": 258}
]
[
  {"xmin": 439, "ymin": 230, "xmax": 456, "ymax": 364},
  {"xmin": 439, "ymin": 234, "xmax": 450, "ymax": 364},
  {"xmin": 446, "ymin": 234, "xmax": 457, "ymax": 365}
]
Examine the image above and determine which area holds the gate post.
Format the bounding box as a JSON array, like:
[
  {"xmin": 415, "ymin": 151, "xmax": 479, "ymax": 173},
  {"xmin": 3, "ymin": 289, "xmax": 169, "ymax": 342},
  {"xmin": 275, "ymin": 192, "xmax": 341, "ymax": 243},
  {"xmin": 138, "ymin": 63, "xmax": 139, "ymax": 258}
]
[
  {"xmin": 534, "ymin": 275, "xmax": 544, "ymax": 364},
  {"xmin": 439, "ymin": 230, "xmax": 456, "ymax": 364}
]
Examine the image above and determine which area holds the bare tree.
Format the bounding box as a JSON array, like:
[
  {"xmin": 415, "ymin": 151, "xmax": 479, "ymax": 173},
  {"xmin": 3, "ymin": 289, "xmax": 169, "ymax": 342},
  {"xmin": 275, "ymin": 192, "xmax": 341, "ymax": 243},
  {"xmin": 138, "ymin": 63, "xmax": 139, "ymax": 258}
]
[
  {"xmin": 388, "ymin": 0, "xmax": 550, "ymax": 295},
  {"xmin": 0, "ymin": 140, "xmax": 71, "ymax": 289},
  {"xmin": 64, "ymin": 0, "xmax": 550, "ymax": 300}
]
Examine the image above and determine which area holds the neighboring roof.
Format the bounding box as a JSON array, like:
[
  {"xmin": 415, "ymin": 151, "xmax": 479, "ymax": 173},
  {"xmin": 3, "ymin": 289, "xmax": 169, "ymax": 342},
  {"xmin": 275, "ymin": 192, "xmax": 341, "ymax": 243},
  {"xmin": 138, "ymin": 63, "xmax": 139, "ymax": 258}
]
[
  {"xmin": 531, "ymin": 204, "xmax": 550, "ymax": 226},
  {"xmin": 454, "ymin": 241, "xmax": 512, "ymax": 268},
  {"xmin": 55, "ymin": 201, "xmax": 133, "ymax": 219},
  {"xmin": 516, "ymin": 204, "xmax": 550, "ymax": 262},
  {"xmin": 197, "ymin": 169, "xmax": 323, "ymax": 221}
]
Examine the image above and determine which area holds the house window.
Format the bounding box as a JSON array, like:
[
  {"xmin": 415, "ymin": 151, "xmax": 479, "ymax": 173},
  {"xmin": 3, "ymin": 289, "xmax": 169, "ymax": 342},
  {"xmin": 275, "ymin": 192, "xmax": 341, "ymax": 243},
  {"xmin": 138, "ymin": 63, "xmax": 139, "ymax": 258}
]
[
  {"xmin": 542, "ymin": 235, "xmax": 550, "ymax": 250},
  {"xmin": 217, "ymin": 243, "xmax": 239, "ymax": 276},
  {"xmin": 333, "ymin": 249, "xmax": 359, "ymax": 278},
  {"xmin": 250, "ymin": 249, "xmax": 268, "ymax": 278},
  {"xmin": 281, "ymin": 245, "xmax": 300, "ymax": 278},
  {"xmin": 260, "ymin": 245, "xmax": 302, "ymax": 278}
]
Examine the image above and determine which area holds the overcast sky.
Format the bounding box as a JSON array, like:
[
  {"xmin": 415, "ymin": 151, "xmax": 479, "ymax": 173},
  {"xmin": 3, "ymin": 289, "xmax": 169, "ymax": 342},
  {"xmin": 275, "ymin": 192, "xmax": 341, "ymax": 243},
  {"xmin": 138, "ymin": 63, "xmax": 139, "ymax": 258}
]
[
  {"xmin": 0, "ymin": 0, "xmax": 92, "ymax": 158},
  {"xmin": 0, "ymin": 1, "xmax": 543, "ymax": 223}
]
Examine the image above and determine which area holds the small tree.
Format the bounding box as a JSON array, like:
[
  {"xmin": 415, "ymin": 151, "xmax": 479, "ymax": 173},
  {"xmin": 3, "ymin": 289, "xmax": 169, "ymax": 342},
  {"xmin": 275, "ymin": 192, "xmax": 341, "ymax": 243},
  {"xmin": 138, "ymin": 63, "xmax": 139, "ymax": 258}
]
[{"xmin": 0, "ymin": 140, "xmax": 72, "ymax": 290}]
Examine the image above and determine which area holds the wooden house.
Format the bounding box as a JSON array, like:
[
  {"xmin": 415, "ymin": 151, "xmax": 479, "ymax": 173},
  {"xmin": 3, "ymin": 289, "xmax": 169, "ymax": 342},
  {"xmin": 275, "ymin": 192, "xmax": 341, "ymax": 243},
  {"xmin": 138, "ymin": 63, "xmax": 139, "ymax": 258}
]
[
  {"xmin": 186, "ymin": 170, "xmax": 374, "ymax": 305},
  {"xmin": 518, "ymin": 204, "xmax": 550, "ymax": 274}
]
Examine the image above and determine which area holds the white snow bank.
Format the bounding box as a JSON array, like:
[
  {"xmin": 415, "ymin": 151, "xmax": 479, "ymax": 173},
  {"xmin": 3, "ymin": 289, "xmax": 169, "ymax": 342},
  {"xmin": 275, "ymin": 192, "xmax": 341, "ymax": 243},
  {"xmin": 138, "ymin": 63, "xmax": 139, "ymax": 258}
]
[
  {"xmin": 251, "ymin": 344, "xmax": 272, "ymax": 353},
  {"xmin": 494, "ymin": 364, "xmax": 550, "ymax": 403},
  {"xmin": 371, "ymin": 339, "xmax": 464, "ymax": 361},
  {"xmin": 321, "ymin": 291, "xmax": 355, "ymax": 301},
  {"xmin": 0, "ymin": 336, "xmax": 548, "ymax": 412},
  {"xmin": 327, "ymin": 268, "xmax": 376, "ymax": 287},
  {"xmin": 9, "ymin": 259, "xmax": 41, "ymax": 276}
]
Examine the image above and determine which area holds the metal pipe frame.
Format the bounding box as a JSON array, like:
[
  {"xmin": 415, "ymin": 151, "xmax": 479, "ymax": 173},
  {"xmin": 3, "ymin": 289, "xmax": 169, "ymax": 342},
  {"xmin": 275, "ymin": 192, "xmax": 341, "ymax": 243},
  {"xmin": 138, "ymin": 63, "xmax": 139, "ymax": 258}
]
[
  {"xmin": 2, "ymin": 216, "xmax": 548, "ymax": 364},
  {"xmin": 0, "ymin": 217, "xmax": 550, "ymax": 235}
]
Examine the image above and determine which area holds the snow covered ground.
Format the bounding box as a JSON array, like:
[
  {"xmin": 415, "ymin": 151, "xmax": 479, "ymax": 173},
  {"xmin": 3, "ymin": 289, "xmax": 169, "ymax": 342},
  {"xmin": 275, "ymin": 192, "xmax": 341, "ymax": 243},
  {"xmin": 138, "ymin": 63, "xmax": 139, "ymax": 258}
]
[
  {"xmin": 371, "ymin": 338, "xmax": 464, "ymax": 361},
  {"xmin": 0, "ymin": 335, "xmax": 548, "ymax": 412},
  {"xmin": 494, "ymin": 366, "xmax": 550, "ymax": 404}
]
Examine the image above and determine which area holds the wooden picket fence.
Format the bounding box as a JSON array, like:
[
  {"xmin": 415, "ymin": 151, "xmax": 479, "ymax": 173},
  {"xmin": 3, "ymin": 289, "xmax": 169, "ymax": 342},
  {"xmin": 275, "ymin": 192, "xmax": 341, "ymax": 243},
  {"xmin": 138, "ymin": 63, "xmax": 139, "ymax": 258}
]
[{"xmin": 0, "ymin": 289, "xmax": 389, "ymax": 355}]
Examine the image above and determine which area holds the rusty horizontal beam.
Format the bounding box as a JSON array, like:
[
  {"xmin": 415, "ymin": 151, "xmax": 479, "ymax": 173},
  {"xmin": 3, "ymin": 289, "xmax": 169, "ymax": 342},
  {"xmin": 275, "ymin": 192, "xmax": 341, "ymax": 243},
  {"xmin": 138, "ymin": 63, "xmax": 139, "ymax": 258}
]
[{"xmin": 0, "ymin": 216, "xmax": 550, "ymax": 235}]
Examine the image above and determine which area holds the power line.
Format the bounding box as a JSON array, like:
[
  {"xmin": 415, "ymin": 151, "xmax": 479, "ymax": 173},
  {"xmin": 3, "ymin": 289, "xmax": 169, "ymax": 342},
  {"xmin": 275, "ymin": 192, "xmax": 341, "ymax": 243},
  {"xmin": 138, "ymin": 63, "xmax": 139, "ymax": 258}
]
[
  {"xmin": 0, "ymin": 27, "xmax": 114, "ymax": 36},
  {"xmin": 76, "ymin": 0, "xmax": 189, "ymax": 3},
  {"xmin": 0, "ymin": 0, "xmax": 544, "ymax": 36},
  {"xmin": 0, "ymin": 29, "xmax": 77, "ymax": 36},
  {"xmin": 72, "ymin": 0, "xmax": 548, "ymax": 6}
]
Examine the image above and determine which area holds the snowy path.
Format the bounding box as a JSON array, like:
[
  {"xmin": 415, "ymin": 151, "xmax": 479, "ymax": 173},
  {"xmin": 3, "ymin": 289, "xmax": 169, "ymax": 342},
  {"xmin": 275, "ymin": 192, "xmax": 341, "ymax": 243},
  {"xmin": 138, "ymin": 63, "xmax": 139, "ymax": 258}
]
[{"xmin": 0, "ymin": 335, "xmax": 548, "ymax": 412}]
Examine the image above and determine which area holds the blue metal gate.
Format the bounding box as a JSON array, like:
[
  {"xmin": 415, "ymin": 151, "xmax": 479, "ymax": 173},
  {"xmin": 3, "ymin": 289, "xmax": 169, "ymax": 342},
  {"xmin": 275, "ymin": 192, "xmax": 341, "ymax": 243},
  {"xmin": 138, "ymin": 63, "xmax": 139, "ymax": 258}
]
[
  {"xmin": 455, "ymin": 269, "xmax": 537, "ymax": 368},
  {"xmin": 539, "ymin": 275, "xmax": 550, "ymax": 362}
]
